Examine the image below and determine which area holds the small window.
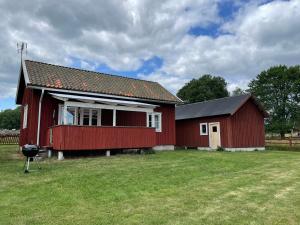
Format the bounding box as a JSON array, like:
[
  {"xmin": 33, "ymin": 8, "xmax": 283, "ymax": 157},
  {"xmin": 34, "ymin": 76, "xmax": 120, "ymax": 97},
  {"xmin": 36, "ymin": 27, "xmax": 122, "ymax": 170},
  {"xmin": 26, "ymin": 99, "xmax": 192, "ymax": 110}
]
[
  {"xmin": 200, "ymin": 123, "xmax": 208, "ymax": 135},
  {"xmin": 23, "ymin": 105, "xmax": 28, "ymax": 129},
  {"xmin": 147, "ymin": 112, "xmax": 162, "ymax": 132},
  {"xmin": 213, "ymin": 126, "xmax": 217, "ymax": 132}
]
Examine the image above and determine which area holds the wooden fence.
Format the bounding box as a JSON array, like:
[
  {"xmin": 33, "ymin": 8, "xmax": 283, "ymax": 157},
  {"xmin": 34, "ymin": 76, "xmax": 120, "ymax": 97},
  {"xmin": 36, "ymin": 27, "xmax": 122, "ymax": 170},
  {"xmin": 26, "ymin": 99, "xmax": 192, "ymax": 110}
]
[
  {"xmin": 265, "ymin": 138, "xmax": 300, "ymax": 147},
  {"xmin": 0, "ymin": 134, "xmax": 19, "ymax": 145}
]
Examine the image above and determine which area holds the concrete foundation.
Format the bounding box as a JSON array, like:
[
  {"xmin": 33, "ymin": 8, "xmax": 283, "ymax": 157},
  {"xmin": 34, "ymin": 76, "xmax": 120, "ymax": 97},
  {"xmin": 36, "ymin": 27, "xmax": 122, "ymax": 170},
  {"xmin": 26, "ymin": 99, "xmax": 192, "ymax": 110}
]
[
  {"xmin": 153, "ymin": 145, "xmax": 175, "ymax": 151},
  {"xmin": 58, "ymin": 151, "xmax": 64, "ymax": 160}
]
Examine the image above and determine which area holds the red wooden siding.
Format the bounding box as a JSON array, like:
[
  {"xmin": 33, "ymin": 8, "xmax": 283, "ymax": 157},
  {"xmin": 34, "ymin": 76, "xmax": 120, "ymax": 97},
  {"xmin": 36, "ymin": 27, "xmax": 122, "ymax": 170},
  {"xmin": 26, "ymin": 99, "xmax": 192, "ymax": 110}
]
[
  {"xmin": 230, "ymin": 99, "xmax": 265, "ymax": 147},
  {"xmin": 19, "ymin": 88, "xmax": 40, "ymax": 146},
  {"xmin": 155, "ymin": 104, "xmax": 176, "ymax": 145},
  {"xmin": 176, "ymin": 116, "xmax": 231, "ymax": 148},
  {"xmin": 39, "ymin": 94, "xmax": 60, "ymax": 147},
  {"xmin": 19, "ymin": 88, "xmax": 176, "ymax": 149},
  {"xmin": 116, "ymin": 111, "xmax": 146, "ymax": 126},
  {"xmin": 101, "ymin": 109, "xmax": 113, "ymax": 126},
  {"xmin": 51, "ymin": 125, "xmax": 156, "ymax": 150}
]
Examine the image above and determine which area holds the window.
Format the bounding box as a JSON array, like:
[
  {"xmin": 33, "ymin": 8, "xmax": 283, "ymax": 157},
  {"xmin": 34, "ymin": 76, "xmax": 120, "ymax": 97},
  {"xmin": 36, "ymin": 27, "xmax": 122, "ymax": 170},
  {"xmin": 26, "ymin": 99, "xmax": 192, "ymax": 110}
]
[
  {"xmin": 200, "ymin": 123, "xmax": 208, "ymax": 135},
  {"xmin": 212, "ymin": 126, "xmax": 217, "ymax": 132},
  {"xmin": 23, "ymin": 105, "xmax": 28, "ymax": 129},
  {"xmin": 66, "ymin": 107, "xmax": 77, "ymax": 125},
  {"xmin": 147, "ymin": 112, "xmax": 162, "ymax": 132}
]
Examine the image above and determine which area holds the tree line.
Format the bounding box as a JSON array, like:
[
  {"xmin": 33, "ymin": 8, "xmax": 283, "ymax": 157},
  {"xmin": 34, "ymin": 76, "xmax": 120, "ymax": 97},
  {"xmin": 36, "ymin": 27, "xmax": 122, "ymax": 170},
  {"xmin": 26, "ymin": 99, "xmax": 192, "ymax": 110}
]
[
  {"xmin": 0, "ymin": 107, "xmax": 20, "ymax": 130},
  {"xmin": 177, "ymin": 65, "xmax": 300, "ymax": 138}
]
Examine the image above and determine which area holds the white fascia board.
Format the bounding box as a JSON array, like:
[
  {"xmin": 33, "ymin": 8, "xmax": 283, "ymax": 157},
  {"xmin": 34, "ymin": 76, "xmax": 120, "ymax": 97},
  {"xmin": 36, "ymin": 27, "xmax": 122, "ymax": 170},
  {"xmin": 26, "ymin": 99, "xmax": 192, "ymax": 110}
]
[
  {"xmin": 22, "ymin": 59, "xmax": 30, "ymax": 85},
  {"xmin": 15, "ymin": 60, "xmax": 30, "ymax": 104},
  {"xmin": 64, "ymin": 101, "xmax": 154, "ymax": 113},
  {"xmin": 28, "ymin": 85, "xmax": 178, "ymax": 105}
]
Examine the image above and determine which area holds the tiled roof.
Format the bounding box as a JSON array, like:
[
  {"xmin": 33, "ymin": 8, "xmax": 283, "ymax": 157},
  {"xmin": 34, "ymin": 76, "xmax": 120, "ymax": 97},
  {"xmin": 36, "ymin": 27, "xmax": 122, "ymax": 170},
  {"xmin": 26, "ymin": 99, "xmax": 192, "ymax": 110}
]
[
  {"xmin": 176, "ymin": 94, "xmax": 267, "ymax": 120},
  {"xmin": 24, "ymin": 60, "xmax": 181, "ymax": 103}
]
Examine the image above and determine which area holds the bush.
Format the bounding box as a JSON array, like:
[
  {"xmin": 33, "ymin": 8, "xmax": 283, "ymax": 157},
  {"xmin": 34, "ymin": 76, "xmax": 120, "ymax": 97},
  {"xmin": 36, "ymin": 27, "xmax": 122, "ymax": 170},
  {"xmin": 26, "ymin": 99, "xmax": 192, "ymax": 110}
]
[
  {"xmin": 141, "ymin": 148, "xmax": 156, "ymax": 154},
  {"xmin": 216, "ymin": 146, "xmax": 225, "ymax": 152}
]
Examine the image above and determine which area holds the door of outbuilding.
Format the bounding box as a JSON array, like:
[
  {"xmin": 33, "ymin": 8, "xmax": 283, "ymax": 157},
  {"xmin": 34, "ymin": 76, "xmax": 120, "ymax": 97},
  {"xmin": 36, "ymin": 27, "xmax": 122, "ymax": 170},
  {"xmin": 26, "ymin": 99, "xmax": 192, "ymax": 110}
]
[{"xmin": 209, "ymin": 122, "xmax": 221, "ymax": 149}]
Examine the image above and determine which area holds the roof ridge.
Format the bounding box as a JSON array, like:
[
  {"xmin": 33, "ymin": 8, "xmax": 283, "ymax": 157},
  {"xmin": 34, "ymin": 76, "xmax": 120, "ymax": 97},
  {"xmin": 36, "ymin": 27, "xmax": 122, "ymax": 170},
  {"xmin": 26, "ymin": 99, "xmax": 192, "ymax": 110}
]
[
  {"xmin": 24, "ymin": 59, "xmax": 159, "ymax": 84},
  {"xmin": 178, "ymin": 94, "xmax": 251, "ymax": 107}
]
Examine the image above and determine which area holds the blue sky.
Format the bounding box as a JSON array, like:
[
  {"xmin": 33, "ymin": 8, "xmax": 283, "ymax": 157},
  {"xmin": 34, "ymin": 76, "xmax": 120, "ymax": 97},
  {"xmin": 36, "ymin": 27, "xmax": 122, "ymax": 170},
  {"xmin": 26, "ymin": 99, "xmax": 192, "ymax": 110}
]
[{"xmin": 1, "ymin": 0, "xmax": 299, "ymax": 111}]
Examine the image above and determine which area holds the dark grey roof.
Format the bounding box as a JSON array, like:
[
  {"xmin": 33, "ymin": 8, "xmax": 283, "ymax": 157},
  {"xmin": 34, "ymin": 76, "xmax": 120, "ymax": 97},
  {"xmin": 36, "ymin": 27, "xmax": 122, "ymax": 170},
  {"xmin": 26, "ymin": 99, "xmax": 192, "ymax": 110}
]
[{"xmin": 176, "ymin": 94, "xmax": 258, "ymax": 120}]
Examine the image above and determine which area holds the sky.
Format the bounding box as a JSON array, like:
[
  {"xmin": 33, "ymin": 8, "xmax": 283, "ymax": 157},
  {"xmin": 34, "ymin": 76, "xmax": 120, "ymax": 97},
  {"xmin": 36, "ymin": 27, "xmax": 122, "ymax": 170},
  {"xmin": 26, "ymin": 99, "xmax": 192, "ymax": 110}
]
[{"xmin": 0, "ymin": 0, "xmax": 300, "ymax": 110}]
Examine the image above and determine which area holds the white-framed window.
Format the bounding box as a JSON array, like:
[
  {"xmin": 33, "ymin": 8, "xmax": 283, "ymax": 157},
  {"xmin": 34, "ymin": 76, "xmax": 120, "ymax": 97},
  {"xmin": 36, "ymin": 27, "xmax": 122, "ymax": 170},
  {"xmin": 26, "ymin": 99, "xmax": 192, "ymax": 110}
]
[
  {"xmin": 147, "ymin": 112, "xmax": 162, "ymax": 132},
  {"xmin": 58, "ymin": 105, "xmax": 102, "ymax": 126},
  {"xmin": 23, "ymin": 105, "xmax": 28, "ymax": 129},
  {"xmin": 200, "ymin": 123, "xmax": 208, "ymax": 135}
]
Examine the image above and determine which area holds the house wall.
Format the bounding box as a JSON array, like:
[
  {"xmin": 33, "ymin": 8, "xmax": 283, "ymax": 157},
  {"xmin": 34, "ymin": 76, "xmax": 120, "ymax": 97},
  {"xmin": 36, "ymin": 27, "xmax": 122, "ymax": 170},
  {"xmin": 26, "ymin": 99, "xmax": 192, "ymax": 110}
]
[
  {"xmin": 116, "ymin": 111, "xmax": 146, "ymax": 126},
  {"xmin": 155, "ymin": 104, "xmax": 176, "ymax": 146},
  {"xmin": 176, "ymin": 115, "xmax": 231, "ymax": 148},
  {"xmin": 230, "ymin": 99, "xmax": 265, "ymax": 147},
  {"xmin": 19, "ymin": 88, "xmax": 40, "ymax": 146}
]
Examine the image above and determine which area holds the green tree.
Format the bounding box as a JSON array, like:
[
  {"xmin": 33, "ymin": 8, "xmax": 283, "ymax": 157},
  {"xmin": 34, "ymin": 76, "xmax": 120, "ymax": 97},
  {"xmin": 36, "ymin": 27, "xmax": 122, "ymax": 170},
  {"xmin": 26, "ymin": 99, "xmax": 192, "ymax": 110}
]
[
  {"xmin": 232, "ymin": 87, "xmax": 246, "ymax": 96},
  {"xmin": 248, "ymin": 65, "xmax": 300, "ymax": 138},
  {"xmin": 177, "ymin": 75, "xmax": 229, "ymax": 103},
  {"xmin": 0, "ymin": 107, "xmax": 20, "ymax": 130}
]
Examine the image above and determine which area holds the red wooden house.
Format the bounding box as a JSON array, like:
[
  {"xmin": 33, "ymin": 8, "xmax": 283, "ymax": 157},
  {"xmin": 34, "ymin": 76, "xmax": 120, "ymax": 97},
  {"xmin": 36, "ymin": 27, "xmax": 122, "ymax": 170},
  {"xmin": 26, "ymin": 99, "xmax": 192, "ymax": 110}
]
[
  {"xmin": 176, "ymin": 95, "xmax": 268, "ymax": 151},
  {"xmin": 16, "ymin": 60, "xmax": 181, "ymax": 159}
]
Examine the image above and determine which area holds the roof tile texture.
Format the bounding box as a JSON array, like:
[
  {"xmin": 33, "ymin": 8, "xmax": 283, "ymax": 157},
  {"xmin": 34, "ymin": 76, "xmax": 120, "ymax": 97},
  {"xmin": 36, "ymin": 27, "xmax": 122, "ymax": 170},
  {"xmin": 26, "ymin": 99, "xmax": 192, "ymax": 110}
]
[{"xmin": 25, "ymin": 60, "xmax": 180, "ymax": 103}]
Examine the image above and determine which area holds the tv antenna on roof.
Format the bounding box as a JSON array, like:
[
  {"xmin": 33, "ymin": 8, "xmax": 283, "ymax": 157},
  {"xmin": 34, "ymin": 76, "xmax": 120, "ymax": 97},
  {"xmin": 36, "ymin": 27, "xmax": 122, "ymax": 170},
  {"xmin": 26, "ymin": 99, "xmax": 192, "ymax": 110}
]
[{"xmin": 17, "ymin": 42, "xmax": 27, "ymax": 61}]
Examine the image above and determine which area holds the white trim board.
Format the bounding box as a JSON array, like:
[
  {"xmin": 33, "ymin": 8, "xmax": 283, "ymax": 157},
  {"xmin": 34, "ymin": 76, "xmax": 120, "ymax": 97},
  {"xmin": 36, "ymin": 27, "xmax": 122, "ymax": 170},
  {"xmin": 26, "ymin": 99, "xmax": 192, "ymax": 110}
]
[{"xmin": 64, "ymin": 101, "xmax": 154, "ymax": 113}]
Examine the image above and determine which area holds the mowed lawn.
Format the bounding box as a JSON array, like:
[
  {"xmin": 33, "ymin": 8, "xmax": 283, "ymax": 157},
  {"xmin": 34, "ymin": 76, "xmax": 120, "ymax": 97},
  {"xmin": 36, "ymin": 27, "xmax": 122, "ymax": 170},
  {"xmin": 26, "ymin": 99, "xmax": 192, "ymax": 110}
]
[{"xmin": 1, "ymin": 146, "xmax": 300, "ymax": 225}]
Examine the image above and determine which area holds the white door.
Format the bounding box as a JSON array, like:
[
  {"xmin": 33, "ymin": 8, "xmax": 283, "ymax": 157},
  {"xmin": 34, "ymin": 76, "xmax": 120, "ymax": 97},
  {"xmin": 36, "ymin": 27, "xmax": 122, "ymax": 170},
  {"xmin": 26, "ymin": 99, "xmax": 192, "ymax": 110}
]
[{"xmin": 209, "ymin": 122, "xmax": 221, "ymax": 149}]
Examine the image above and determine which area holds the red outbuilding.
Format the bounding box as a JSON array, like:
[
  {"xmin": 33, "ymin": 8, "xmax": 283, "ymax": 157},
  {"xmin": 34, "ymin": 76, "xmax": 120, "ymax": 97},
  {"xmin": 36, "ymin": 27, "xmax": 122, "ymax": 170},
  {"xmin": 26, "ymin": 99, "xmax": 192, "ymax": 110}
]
[
  {"xmin": 176, "ymin": 95, "xmax": 267, "ymax": 151},
  {"xmin": 16, "ymin": 60, "xmax": 181, "ymax": 159}
]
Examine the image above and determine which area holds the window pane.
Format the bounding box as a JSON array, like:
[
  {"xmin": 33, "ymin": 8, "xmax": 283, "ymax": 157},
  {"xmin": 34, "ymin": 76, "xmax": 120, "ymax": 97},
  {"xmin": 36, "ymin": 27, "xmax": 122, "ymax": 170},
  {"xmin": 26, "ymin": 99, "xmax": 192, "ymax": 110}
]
[
  {"xmin": 91, "ymin": 109, "xmax": 98, "ymax": 126},
  {"xmin": 154, "ymin": 114, "xmax": 159, "ymax": 129},
  {"xmin": 148, "ymin": 114, "xmax": 152, "ymax": 127},
  {"xmin": 213, "ymin": 126, "xmax": 217, "ymax": 132},
  {"xmin": 83, "ymin": 109, "xmax": 89, "ymax": 125},
  {"xmin": 66, "ymin": 107, "xmax": 76, "ymax": 125},
  {"xmin": 202, "ymin": 124, "xmax": 207, "ymax": 134}
]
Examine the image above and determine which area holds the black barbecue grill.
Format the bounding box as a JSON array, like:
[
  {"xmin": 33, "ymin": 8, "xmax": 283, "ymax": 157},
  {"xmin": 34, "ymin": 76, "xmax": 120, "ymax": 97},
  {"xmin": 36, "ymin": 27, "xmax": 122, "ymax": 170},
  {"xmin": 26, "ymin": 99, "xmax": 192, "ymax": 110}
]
[{"xmin": 22, "ymin": 144, "xmax": 41, "ymax": 173}]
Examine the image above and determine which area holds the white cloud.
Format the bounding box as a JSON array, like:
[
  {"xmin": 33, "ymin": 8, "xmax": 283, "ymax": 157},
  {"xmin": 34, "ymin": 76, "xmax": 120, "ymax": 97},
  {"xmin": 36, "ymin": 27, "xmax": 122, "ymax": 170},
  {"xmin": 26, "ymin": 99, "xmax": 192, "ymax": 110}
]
[{"xmin": 0, "ymin": 0, "xmax": 299, "ymax": 101}]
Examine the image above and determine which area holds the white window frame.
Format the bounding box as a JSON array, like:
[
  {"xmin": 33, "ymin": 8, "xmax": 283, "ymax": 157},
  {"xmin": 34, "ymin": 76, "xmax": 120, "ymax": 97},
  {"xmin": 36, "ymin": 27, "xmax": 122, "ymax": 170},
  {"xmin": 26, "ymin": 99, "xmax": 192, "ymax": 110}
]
[
  {"xmin": 200, "ymin": 123, "xmax": 208, "ymax": 135},
  {"xmin": 58, "ymin": 104, "xmax": 64, "ymax": 125},
  {"xmin": 23, "ymin": 105, "xmax": 28, "ymax": 129},
  {"xmin": 147, "ymin": 112, "xmax": 162, "ymax": 132}
]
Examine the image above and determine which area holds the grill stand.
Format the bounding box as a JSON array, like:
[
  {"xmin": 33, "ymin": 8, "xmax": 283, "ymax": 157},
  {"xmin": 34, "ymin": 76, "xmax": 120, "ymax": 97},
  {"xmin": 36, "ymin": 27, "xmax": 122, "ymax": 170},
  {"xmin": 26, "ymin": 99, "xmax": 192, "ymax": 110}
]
[{"xmin": 23, "ymin": 156, "xmax": 41, "ymax": 173}]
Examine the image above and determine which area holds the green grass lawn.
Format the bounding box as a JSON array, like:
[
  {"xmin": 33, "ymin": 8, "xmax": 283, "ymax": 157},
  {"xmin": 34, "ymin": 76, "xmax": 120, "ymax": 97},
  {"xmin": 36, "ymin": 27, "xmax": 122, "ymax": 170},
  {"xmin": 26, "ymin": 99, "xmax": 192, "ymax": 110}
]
[{"xmin": 1, "ymin": 145, "xmax": 300, "ymax": 225}]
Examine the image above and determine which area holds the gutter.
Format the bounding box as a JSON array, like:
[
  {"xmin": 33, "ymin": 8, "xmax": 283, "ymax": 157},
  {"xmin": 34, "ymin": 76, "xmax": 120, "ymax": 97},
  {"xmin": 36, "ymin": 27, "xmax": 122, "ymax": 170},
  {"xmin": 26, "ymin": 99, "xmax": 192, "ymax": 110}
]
[{"xmin": 36, "ymin": 89, "xmax": 45, "ymax": 146}]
